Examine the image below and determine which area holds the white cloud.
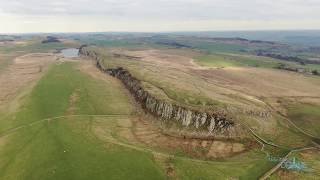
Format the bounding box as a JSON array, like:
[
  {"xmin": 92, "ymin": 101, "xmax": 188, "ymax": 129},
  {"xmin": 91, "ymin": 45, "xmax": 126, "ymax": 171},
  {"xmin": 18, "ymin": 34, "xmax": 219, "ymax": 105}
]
[
  {"xmin": 1, "ymin": 0, "xmax": 319, "ymax": 20},
  {"xmin": 0, "ymin": 0, "xmax": 319, "ymax": 32}
]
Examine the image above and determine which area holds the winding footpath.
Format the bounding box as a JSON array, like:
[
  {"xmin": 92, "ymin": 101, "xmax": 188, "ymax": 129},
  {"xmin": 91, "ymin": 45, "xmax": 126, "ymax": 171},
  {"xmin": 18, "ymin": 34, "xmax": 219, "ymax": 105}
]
[{"xmin": 0, "ymin": 114, "xmax": 252, "ymax": 166}]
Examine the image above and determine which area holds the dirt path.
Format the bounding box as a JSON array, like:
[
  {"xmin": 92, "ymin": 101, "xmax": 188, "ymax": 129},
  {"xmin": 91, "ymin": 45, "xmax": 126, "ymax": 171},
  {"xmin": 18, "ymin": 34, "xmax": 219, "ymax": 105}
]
[
  {"xmin": 0, "ymin": 53, "xmax": 56, "ymax": 111},
  {"xmin": 0, "ymin": 114, "xmax": 130, "ymax": 139}
]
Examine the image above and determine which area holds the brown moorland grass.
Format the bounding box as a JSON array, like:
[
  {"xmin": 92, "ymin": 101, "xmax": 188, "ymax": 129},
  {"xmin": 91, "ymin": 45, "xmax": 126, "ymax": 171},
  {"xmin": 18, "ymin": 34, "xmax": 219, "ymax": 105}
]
[{"xmin": 0, "ymin": 53, "xmax": 56, "ymax": 111}]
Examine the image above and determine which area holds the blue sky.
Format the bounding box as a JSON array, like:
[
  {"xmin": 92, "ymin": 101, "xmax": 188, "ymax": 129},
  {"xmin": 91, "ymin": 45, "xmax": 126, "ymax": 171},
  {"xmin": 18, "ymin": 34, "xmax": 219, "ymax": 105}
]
[{"xmin": 0, "ymin": 0, "xmax": 319, "ymax": 33}]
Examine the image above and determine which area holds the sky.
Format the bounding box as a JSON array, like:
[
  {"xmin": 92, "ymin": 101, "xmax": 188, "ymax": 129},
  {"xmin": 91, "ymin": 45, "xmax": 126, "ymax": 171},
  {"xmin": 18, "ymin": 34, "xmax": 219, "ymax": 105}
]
[{"xmin": 0, "ymin": 0, "xmax": 320, "ymax": 33}]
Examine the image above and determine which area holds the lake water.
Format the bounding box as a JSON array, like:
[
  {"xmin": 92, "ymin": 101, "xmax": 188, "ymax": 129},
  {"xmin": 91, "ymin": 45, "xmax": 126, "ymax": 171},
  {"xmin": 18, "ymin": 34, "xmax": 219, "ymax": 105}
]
[{"xmin": 60, "ymin": 48, "xmax": 79, "ymax": 58}]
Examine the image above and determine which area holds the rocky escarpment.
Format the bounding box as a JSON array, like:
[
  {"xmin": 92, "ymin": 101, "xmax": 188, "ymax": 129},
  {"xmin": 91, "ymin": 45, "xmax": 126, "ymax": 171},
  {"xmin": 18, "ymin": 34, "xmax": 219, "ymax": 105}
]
[{"xmin": 80, "ymin": 46, "xmax": 241, "ymax": 138}]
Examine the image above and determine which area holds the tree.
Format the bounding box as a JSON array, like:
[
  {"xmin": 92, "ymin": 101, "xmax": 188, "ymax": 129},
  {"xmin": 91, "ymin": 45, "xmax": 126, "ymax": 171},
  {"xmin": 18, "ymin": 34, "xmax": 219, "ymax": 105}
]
[{"xmin": 312, "ymin": 70, "xmax": 319, "ymax": 75}]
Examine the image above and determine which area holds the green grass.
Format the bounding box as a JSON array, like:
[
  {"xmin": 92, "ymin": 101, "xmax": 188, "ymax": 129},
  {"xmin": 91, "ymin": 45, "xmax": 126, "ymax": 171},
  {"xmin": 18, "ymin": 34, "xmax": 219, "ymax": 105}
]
[
  {"xmin": 0, "ymin": 61, "xmax": 131, "ymax": 130},
  {"xmin": 0, "ymin": 117, "xmax": 165, "ymax": 180},
  {"xmin": 196, "ymin": 53, "xmax": 284, "ymax": 68},
  {"xmin": 0, "ymin": 60, "xmax": 288, "ymax": 180},
  {"xmin": 173, "ymin": 150, "xmax": 276, "ymax": 180},
  {"xmin": 305, "ymin": 64, "xmax": 320, "ymax": 71},
  {"xmin": 79, "ymin": 38, "xmax": 148, "ymax": 49},
  {"xmin": 195, "ymin": 53, "xmax": 320, "ymax": 73},
  {"xmin": 287, "ymin": 104, "xmax": 320, "ymax": 137},
  {"xmin": 186, "ymin": 41, "xmax": 246, "ymax": 53},
  {"xmin": 152, "ymin": 38, "xmax": 247, "ymax": 53},
  {"xmin": 0, "ymin": 62, "xmax": 165, "ymax": 180},
  {"xmin": 1, "ymin": 39, "xmax": 320, "ymax": 179}
]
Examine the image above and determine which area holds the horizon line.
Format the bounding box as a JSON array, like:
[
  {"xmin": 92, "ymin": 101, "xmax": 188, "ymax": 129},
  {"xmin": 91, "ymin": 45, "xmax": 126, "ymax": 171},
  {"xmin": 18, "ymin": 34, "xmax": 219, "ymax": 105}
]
[{"xmin": 1, "ymin": 29, "xmax": 320, "ymax": 35}]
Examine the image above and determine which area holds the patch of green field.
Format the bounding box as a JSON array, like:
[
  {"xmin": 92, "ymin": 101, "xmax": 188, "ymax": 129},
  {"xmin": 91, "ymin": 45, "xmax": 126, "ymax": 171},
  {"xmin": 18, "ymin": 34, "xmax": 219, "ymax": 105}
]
[
  {"xmin": 275, "ymin": 61, "xmax": 320, "ymax": 73},
  {"xmin": 173, "ymin": 149, "xmax": 276, "ymax": 180},
  {"xmin": 0, "ymin": 62, "xmax": 165, "ymax": 180},
  {"xmin": 287, "ymin": 104, "xmax": 320, "ymax": 137},
  {"xmin": 187, "ymin": 41, "xmax": 246, "ymax": 53},
  {"xmin": 195, "ymin": 53, "xmax": 320, "ymax": 72},
  {"xmin": 91, "ymin": 39, "xmax": 139, "ymax": 47},
  {"xmin": 152, "ymin": 37, "xmax": 247, "ymax": 53},
  {"xmin": 79, "ymin": 38, "xmax": 149, "ymax": 50},
  {"xmin": 305, "ymin": 64, "xmax": 320, "ymax": 72},
  {"xmin": 0, "ymin": 62, "xmax": 131, "ymax": 131},
  {"xmin": 0, "ymin": 116, "xmax": 165, "ymax": 180},
  {"xmin": 236, "ymin": 114, "xmax": 312, "ymax": 149},
  {"xmin": 195, "ymin": 53, "xmax": 283, "ymax": 68}
]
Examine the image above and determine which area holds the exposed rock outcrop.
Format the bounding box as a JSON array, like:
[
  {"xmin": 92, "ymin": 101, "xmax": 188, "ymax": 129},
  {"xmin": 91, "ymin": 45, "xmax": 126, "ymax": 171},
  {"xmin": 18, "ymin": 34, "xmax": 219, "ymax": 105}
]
[{"xmin": 80, "ymin": 46, "xmax": 241, "ymax": 138}]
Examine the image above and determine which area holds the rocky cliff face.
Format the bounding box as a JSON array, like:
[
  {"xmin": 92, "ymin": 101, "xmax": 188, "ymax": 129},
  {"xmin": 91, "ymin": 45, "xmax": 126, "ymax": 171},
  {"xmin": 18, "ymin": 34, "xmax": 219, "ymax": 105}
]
[{"xmin": 80, "ymin": 46, "xmax": 240, "ymax": 138}]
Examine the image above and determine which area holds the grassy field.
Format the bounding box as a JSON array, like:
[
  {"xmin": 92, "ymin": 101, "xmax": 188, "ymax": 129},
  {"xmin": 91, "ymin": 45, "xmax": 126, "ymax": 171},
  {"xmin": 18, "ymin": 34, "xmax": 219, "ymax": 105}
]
[
  {"xmin": 1, "ymin": 36, "xmax": 319, "ymax": 179},
  {"xmin": 195, "ymin": 52, "xmax": 320, "ymax": 74},
  {"xmin": 196, "ymin": 53, "xmax": 297, "ymax": 69},
  {"xmin": 151, "ymin": 37, "xmax": 247, "ymax": 53},
  {"xmin": 0, "ymin": 62, "xmax": 165, "ymax": 180},
  {"xmin": 305, "ymin": 63, "xmax": 320, "ymax": 71},
  {"xmin": 287, "ymin": 103, "xmax": 320, "ymax": 137},
  {"xmin": 0, "ymin": 60, "xmax": 286, "ymax": 180},
  {"xmin": 173, "ymin": 149, "xmax": 277, "ymax": 180}
]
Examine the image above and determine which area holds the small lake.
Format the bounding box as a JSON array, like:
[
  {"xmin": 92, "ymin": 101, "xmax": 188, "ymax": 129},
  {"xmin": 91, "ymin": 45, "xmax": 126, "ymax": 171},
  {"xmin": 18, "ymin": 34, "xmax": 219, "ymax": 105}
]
[{"xmin": 60, "ymin": 48, "xmax": 79, "ymax": 58}]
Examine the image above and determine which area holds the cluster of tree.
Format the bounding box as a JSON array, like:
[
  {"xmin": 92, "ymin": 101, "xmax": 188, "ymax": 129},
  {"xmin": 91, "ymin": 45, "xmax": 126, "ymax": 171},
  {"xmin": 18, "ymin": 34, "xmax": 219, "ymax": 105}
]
[
  {"xmin": 155, "ymin": 41, "xmax": 193, "ymax": 49},
  {"xmin": 0, "ymin": 39, "xmax": 14, "ymax": 42},
  {"xmin": 277, "ymin": 63, "xmax": 305, "ymax": 72},
  {"xmin": 312, "ymin": 70, "xmax": 319, "ymax": 75},
  {"xmin": 276, "ymin": 63, "xmax": 319, "ymax": 76},
  {"xmin": 42, "ymin": 36, "xmax": 61, "ymax": 43},
  {"xmin": 256, "ymin": 51, "xmax": 320, "ymax": 65}
]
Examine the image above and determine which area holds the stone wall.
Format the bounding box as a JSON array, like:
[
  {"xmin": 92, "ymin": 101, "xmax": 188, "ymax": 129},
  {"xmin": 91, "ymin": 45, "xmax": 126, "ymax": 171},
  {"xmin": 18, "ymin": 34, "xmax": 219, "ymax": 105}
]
[{"xmin": 80, "ymin": 46, "xmax": 240, "ymax": 138}]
